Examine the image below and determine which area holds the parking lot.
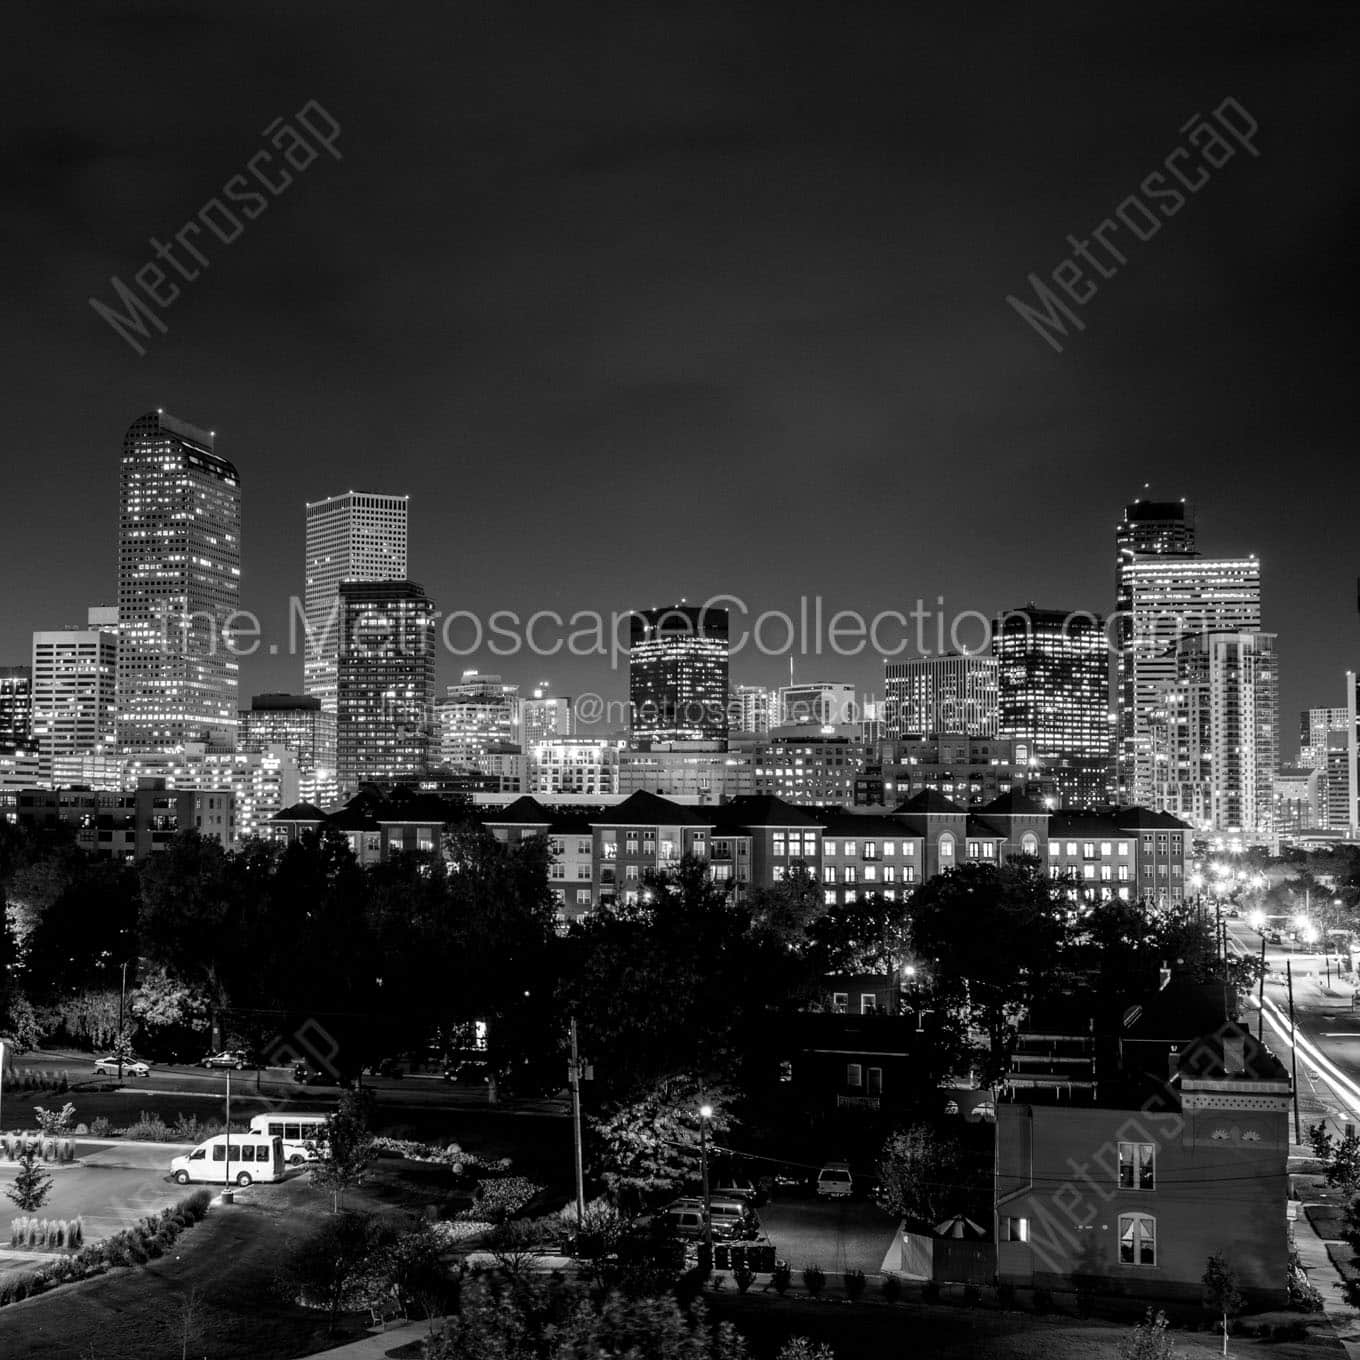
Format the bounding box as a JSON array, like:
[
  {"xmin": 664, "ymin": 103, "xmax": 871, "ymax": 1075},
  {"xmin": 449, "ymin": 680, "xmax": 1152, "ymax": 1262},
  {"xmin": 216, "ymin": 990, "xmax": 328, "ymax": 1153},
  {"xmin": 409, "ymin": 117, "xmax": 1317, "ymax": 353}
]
[{"xmin": 756, "ymin": 1194, "xmax": 898, "ymax": 1276}]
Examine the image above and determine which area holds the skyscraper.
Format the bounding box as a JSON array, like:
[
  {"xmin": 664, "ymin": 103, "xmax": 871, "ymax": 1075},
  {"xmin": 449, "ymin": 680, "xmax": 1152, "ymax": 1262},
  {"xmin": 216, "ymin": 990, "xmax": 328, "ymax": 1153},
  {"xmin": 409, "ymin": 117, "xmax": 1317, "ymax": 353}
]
[
  {"xmin": 115, "ymin": 411, "xmax": 240, "ymax": 753},
  {"xmin": 335, "ymin": 580, "xmax": 436, "ymax": 793},
  {"xmin": 993, "ymin": 606, "xmax": 1110, "ymax": 805},
  {"xmin": 304, "ymin": 492, "xmax": 409, "ymax": 715},
  {"xmin": 522, "ymin": 686, "xmax": 574, "ymax": 744},
  {"xmin": 733, "ymin": 684, "xmax": 775, "ymax": 736},
  {"xmin": 882, "ymin": 653, "xmax": 999, "ymax": 738},
  {"xmin": 31, "ymin": 607, "xmax": 119, "ymax": 775},
  {"xmin": 0, "ymin": 666, "xmax": 32, "ymax": 753},
  {"xmin": 1117, "ymin": 555, "xmax": 1262, "ymax": 807},
  {"xmin": 435, "ymin": 672, "xmax": 520, "ymax": 767},
  {"xmin": 238, "ymin": 692, "xmax": 338, "ymax": 806},
  {"xmin": 628, "ymin": 604, "xmax": 730, "ymax": 747},
  {"xmin": 1151, "ymin": 631, "xmax": 1279, "ymax": 843},
  {"xmin": 778, "ymin": 682, "xmax": 857, "ymax": 728},
  {"xmin": 1299, "ymin": 706, "xmax": 1349, "ymax": 769}
]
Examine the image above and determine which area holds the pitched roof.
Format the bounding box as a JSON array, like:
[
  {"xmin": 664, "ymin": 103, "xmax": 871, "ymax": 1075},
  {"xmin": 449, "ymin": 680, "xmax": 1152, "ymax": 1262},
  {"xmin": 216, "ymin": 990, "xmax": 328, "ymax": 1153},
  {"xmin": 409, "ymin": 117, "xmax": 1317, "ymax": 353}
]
[
  {"xmin": 714, "ymin": 794, "xmax": 823, "ymax": 829},
  {"xmin": 589, "ymin": 790, "xmax": 713, "ymax": 827},
  {"xmin": 482, "ymin": 795, "xmax": 554, "ymax": 826},
  {"xmin": 273, "ymin": 802, "xmax": 327, "ymax": 822},
  {"xmin": 1110, "ymin": 807, "xmax": 1193, "ymax": 832},
  {"xmin": 820, "ymin": 810, "xmax": 916, "ymax": 837},
  {"xmin": 891, "ymin": 789, "xmax": 966, "ymax": 816},
  {"xmin": 964, "ymin": 815, "xmax": 1005, "ymax": 838},
  {"xmin": 977, "ymin": 789, "xmax": 1046, "ymax": 817}
]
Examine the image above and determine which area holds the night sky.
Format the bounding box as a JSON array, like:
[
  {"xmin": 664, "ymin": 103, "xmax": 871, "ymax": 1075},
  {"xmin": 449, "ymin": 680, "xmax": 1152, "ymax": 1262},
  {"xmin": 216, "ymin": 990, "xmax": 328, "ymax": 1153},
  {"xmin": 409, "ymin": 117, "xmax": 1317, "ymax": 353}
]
[{"xmin": 4, "ymin": 1, "xmax": 1356, "ymax": 752}]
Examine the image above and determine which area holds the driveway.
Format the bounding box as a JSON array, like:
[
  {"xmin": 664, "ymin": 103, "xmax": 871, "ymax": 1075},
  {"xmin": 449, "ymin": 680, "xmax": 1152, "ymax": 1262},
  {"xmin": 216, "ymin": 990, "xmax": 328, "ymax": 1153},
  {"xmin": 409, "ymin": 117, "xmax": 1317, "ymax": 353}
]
[{"xmin": 757, "ymin": 1195, "xmax": 899, "ymax": 1276}]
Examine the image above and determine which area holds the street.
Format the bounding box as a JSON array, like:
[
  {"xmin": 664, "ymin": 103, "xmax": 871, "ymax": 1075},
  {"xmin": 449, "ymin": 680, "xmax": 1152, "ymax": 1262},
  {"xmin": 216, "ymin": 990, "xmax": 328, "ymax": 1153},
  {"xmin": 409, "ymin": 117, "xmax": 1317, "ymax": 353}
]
[{"xmin": 1227, "ymin": 919, "xmax": 1360, "ymax": 1137}]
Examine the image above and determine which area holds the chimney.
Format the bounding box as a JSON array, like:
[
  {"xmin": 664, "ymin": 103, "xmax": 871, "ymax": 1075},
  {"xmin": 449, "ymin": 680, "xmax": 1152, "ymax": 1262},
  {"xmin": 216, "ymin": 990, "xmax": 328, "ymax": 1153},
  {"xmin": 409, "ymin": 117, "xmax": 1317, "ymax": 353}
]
[{"xmin": 1223, "ymin": 1031, "xmax": 1246, "ymax": 1076}]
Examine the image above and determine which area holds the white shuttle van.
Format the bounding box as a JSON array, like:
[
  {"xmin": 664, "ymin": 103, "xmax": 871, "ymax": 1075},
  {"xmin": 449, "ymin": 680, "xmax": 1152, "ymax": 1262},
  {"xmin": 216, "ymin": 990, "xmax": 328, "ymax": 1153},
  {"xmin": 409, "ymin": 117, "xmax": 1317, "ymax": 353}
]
[
  {"xmin": 170, "ymin": 1134, "xmax": 285, "ymax": 1186},
  {"xmin": 248, "ymin": 1112, "xmax": 331, "ymax": 1164}
]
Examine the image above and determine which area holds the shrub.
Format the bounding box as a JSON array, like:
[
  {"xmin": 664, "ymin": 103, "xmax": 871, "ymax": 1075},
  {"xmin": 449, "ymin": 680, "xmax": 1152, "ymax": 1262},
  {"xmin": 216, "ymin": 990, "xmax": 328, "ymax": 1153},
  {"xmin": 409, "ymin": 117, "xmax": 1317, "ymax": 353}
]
[
  {"xmin": 122, "ymin": 1112, "xmax": 171, "ymax": 1142},
  {"xmin": 0, "ymin": 1272, "xmax": 39, "ymax": 1306},
  {"xmin": 881, "ymin": 1274, "xmax": 902, "ymax": 1302},
  {"xmin": 733, "ymin": 1266, "xmax": 755, "ymax": 1294},
  {"xmin": 844, "ymin": 1269, "xmax": 866, "ymax": 1299},
  {"xmin": 89, "ymin": 1117, "xmax": 112, "ymax": 1138},
  {"xmin": 710, "ymin": 1273, "xmax": 726, "ymax": 1291},
  {"xmin": 460, "ymin": 1176, "xmax": 543, "ymax": 1223},
  {"xmin": 71, "ymin": 1216, "xmax": 83, "ymax": 1246},
  {"xmin": 179, "ymin": 1189, "xmax": 212, "ymax": 1223},
  {"xmin": 802, "ymin": 1265, "xmax": 826, "ymax": 1296},
  {"xmin": 772, "ymin": 1263, "xmax": 791, "ymax": 1295},
  {"xmin": 173, "ymin": 1114, "xmax": 203, "ymax": 1141}
]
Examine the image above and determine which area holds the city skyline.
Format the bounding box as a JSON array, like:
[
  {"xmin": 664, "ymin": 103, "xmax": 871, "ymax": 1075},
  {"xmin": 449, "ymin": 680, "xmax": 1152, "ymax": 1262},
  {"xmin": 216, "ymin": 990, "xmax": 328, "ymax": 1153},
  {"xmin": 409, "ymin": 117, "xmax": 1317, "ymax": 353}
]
[{"xmin": 4, "ymin": 4, "xmax": 1356, "ymax": 755}]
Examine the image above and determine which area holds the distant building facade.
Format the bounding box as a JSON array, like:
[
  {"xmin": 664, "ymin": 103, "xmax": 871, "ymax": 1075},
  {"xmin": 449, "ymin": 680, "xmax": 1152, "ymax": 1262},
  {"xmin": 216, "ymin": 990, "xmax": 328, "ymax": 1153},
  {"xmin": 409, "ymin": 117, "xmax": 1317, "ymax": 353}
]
[
  {"xmin": 628, "ymin": 604, "xmax": 729, "ymax": 747},
  {"xmin": 883, "ymin": 654, "xmax": 998, "ymax": 739}
]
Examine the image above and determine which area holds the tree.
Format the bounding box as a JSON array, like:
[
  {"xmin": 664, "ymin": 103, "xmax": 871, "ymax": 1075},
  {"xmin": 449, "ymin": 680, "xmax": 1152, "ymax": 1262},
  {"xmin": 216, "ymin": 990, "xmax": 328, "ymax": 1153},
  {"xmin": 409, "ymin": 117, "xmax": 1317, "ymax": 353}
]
[
  {"xmin": 1118, "ymin": 1308, "xmax": 1174, "ymax": 1360},
  {"xmin": 1202, "ymin": 1252, "xmax": 1244, "ymax": 1357},
  {"xmin": 907, "ymin": 860, "xmax": 1072, "ymax": 1079},
  {"xmin": 776, "ymin": 1343, "xmax": 837, "ymax": 1360},
  {"xmin": 311, "ymin": 1088, "xmax": 376, "ymax": 1212},
  {"xmin": 1308, "ymin": 1121, "xmax": 1360, "ymax": 1199},
  {"xmin": 589, "ymin": 1074, "xmax": 738, "ymax": 1210},
  {"xmin": 281, "ymin": 1211, "xmax": 395, "ymax": 1333},
  {"xmin": 874, "ymin": 1125, "xmax": 961, "ymax": 1224},
  {"xmin": 5, "ymin": 1144, "xmax": 54, "ymax": 1212}
]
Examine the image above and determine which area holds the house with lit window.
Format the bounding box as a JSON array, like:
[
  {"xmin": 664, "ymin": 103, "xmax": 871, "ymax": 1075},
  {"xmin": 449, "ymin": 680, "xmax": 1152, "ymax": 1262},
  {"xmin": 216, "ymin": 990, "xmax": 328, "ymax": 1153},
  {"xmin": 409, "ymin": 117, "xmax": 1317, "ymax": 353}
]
[{"xmin": 994, "ymin": 985, "xmax": 1290, "ymax": 1307}]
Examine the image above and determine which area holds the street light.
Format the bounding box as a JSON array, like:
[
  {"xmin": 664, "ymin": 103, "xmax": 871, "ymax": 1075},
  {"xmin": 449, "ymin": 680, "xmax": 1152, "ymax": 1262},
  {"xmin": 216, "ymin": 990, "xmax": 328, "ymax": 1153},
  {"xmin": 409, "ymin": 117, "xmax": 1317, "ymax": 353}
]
[{"xmin": 698, "ymin": 1102, "xmax": 714, "ymax": 1254}]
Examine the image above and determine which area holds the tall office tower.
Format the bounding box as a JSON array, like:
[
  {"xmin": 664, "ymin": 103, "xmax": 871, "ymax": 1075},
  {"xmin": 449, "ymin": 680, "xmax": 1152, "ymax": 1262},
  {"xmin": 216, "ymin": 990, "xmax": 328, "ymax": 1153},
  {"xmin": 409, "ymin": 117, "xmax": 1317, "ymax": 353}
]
[
  {"xmin": 304, "ymin": 492, "xmax": 409, "ymax": 715},
  {"xmin": 1116, "ymin": 547, "xmax": 1260, "ymax": 809},
  {"xmin": 733, "ymin": 684, "xmax": 775, "ymax": 735},
  {"xmin": 1299, "ymin": 706, "xmax": 1350, "ymax": 769},
  {"xmin": 628, "ymin": 604, "xmax": 730, "ymax": 747},
  {"xmin": 115, "ymin": 411, "xmax": 240, "ymax": 753},
  {"xmin": 0, "ymin": 666, "xmax": 33, "ymax": 752},
  {"xmin": 993, "ymin": 606, "xmax": 1110, "ymax": 806},
  {"xmin": 335, "ymin": 580, "xmax": 436, "ymax": 793},
  {"xmin": 435, "ymin": 671, "xmax": 520, "ymax": 767},
  {"xmin": 238, "ymin": 692, "xmax": 338, "ymax": 805},
  {"xmin": 882, "ymin": 653, "xmax": 999, "ymax": 738},
  {"xmin": 31, "ymin": 607, "xmax": 119, "ymax": 774},
  {"xmin": 1151, "ymin": 631, "xmax": 1279, "ymax": 842},
  {"xmin": 778, "ymin": 682, "xmax": 857, "ymax": 728},
  {"xmin": 522, "ymin": 686, "xmax": 573, "ymax": 744},
  {"xmin": 1113, "ymin": 498, "xmax": 1196, "ymax": 799}
]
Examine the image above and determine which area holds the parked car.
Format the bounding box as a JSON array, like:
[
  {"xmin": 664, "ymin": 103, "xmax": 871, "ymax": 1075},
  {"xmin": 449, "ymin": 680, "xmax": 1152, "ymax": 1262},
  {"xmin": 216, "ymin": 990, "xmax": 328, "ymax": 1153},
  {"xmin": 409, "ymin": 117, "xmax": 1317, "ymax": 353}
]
[
  {"xmin": 293, "ymin": 1062, "xmax": 329, "ymax": 1085},
  {"xmin": 816, "ymin": 1162, "xmax": 855, "ymax": 1198},
  {"xmin": 94, "ymin": 1056, "xmax": 150, "ymax": 1077},
  {"xmin": 666, "ymin": 1196, "xmax": 760, "ymax": 1238},
  {"xmin": 658, "ymin": 1206, "xmax": 745, "ymax": 1242},
  {"xmin": 363, "ymin": 1057, "xmax": 404, "ymax": 1079},
  {"xmin": 201, "ymin": 1049, "xmax": 249, "ymax": 1070},
  {"xmin": 712, "ymin": 1172, "xmax": 761, "ymax": 1202},
  {"xmin": 968, "ymin": 1099, "xmax": 997, "ymax": 1123},
  {"xmin": 443, "ymin": 1060, "xmax": 490, "ymax": 1085}
]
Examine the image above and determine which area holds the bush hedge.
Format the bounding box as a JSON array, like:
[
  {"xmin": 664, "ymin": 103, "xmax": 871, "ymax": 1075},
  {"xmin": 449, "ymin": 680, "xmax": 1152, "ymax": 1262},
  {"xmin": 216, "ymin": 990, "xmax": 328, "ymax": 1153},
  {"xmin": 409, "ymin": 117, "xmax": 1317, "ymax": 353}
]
[{"xmin": 0, "ymin": 1189, "xmax": 213, "ymax": 1309}]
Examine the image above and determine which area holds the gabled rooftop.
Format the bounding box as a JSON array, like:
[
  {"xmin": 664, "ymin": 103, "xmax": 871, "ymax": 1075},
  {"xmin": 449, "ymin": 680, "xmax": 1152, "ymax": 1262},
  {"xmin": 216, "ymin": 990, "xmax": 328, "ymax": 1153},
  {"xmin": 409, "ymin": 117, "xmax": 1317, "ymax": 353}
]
[
  {"xmin": 713, "ymin": 794, "xmax": 823, "ymax": 830},
  {"xmin": 589, "ymin": 789, "xmax": 714, "ymax": 827}
]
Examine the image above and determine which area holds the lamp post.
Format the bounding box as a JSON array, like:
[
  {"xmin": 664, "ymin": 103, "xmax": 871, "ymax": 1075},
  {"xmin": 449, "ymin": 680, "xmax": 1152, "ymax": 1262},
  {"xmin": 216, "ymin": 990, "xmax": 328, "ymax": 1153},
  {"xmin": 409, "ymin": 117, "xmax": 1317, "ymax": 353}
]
[
  {"xmin": 117, "ymin": 960, "xmax": 130, "ymax": 1082},
  {"xmin": 698, "ymin": 1102, "xmax": 713, "ymax": 1254}
]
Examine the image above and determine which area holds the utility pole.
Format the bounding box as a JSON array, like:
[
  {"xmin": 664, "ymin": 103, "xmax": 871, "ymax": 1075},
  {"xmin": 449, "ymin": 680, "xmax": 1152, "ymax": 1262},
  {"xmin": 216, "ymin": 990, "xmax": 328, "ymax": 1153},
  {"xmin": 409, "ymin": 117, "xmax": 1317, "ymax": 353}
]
[
  {"xmin": 568, "ymin": 1017, "xmax": 587, "ymax": 1230},
  {"xmin": 1286, "ymin": 960, "xmax": 1302, "ymax": 1145},
  {"xmin": 698, "ymin": 1102, "xmax": 714, "ymax": 1256},
  {"xmin": 1257, "ymin": 932, "xmax": 1266, "ymax": 1043}
]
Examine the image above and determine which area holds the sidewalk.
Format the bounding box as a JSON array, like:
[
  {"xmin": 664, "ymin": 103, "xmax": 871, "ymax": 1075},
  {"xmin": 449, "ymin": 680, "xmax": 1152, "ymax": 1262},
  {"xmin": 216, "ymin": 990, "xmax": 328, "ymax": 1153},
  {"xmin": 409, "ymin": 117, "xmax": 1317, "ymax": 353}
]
[{"xmin": 307, "ymin": 1318, "xmax": 442, "ymax": 1359}]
